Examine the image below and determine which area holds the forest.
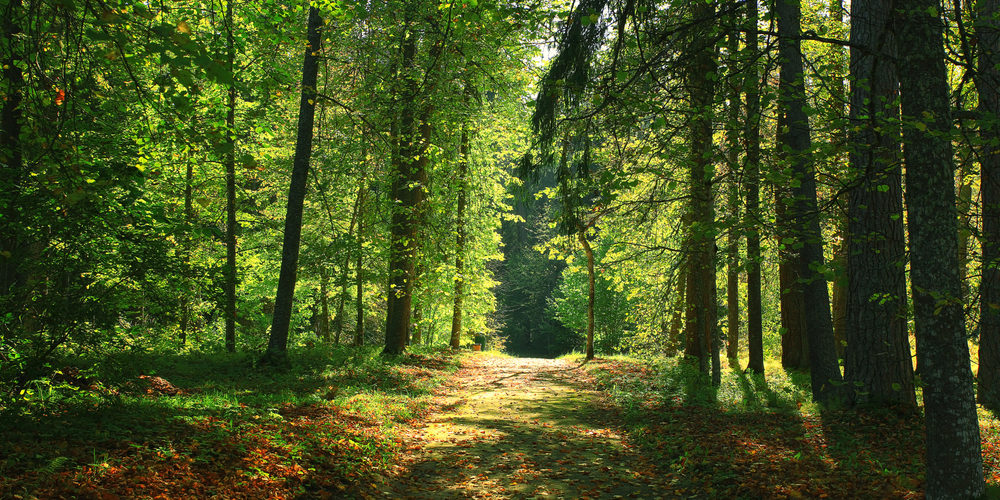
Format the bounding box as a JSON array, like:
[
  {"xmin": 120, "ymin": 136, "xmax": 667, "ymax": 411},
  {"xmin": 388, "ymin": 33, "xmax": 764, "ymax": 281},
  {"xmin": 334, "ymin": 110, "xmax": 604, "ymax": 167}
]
[{"xmin": 3, "ymin": 0, "xmax": 1000, "ymax": 497}]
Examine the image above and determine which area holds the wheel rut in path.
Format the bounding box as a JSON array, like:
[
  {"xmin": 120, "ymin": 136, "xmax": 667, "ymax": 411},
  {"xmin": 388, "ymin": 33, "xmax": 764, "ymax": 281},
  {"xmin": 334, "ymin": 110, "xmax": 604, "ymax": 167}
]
[{"xmin": 377, "ymin": 355, "xmax": 667, "ymax": 499}]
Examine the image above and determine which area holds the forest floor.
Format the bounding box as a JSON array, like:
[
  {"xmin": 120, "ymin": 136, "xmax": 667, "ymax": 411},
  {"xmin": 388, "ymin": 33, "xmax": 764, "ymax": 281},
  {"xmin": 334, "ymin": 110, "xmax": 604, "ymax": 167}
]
[
  {"xmin": 361, "ymin": 355, "xmax": 666, "ymax": 499},
  {"xmin": 359, "ymin": 353, "xmax": 1000, "ymax": 499},
  {"xmin": 5, "ymin": 349, "xmax": 1000, "ymax": 498}
]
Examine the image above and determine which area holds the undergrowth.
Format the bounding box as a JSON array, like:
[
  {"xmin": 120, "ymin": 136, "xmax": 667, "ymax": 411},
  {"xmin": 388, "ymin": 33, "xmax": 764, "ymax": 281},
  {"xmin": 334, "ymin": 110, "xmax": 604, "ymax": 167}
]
[
  {"xmin": 0, "ymin": 344, "xmax": 459, "ymax": 498},
  {"xmin": 579, "ymin": 354, "xmax": 1000, "ymax": 498}
]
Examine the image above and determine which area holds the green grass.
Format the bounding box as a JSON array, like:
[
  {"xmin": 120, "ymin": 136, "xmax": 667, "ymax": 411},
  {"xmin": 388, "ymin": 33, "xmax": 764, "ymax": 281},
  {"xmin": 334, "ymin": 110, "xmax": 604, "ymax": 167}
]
[
  {"xmin": 0, "ymin": 344, "xmax": 460, "ymax": 498},
  {"xmin": 580, "ymin": 355, "xmax": 937, "ymax": 497}
]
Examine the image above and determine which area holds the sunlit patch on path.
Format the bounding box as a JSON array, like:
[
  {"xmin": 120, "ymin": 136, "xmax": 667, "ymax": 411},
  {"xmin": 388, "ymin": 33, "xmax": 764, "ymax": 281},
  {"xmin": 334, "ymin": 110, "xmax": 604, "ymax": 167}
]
[{"xmin": 365, "ymin": 355, "xmax": 669, "ymax": 499}]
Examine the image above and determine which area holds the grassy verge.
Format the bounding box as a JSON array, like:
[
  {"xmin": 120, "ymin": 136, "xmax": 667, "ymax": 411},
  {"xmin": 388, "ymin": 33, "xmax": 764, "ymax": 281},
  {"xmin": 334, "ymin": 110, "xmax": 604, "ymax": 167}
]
[
  {"xmin": 0, "ymin": 345, "xmax": 459, "ymax": 499},
  {"xmin": 573, "ymin": 354, "xmax": 1000, "ymax": 498}
]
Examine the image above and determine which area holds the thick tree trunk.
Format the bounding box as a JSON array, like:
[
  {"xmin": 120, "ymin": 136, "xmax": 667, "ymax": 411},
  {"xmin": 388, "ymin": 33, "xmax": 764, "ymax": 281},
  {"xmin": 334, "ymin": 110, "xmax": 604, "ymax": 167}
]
[
  {"xmin": 383, "ymin": 22, "xmax": 420, "ymax": 356},
  {"xmin": 777, "ymin": 0, "xmax": 842, "ymax": 403},
  {"xmin": 224, "ymin": 0, "xmax": 238, "ymax": 353},
  {"xmin": 384, "ymin": 19, "xmax": 437, "ymax": 356},
  {"xmin": 843, "ymin": 0, "xmax": 915, "ymax": 407},
  {"xmin": 450, "ymin": 112, "xmax": 470, "ymax": 350},
  {"xmin": 259, "ymin": 7, "xmax": 323, "ymax": 368},
  {"xmin": 682, "ymin": 1, "xmax": 717, "ymax": 375},
  {"xmin": 743, "ymin": 0, "xmax": 765, "ymax": 375},
  {"xmin": 776, "ymin": 190, "xmax": 809, "ymax": 370},
  {"xmin": 979, "ymin": 0, "xmax": 1000, "ymax": 413},
  {"xmin": 895, "ymin": 1, "xmax": 985, "ymax": 496}
]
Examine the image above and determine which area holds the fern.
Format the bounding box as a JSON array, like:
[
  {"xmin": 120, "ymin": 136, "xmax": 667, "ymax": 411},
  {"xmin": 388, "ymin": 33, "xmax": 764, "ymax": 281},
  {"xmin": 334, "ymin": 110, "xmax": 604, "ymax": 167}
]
[{"xmin": 39, "ymin": 456, "xmax": 70, "ymax": 475}]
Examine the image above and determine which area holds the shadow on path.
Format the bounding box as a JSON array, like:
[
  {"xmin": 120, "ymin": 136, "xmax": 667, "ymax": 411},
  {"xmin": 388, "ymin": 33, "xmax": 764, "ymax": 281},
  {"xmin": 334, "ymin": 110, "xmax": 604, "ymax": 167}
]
[{"xmin": 364, "ymin": 356, "xmax": 665, "ymax": 499}]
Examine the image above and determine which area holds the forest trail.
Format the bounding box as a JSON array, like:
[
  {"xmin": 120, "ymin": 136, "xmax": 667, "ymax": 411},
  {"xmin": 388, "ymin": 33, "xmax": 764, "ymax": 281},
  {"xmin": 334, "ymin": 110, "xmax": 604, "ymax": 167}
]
[{"xmin": 363, "ymin": 355, "xmax": 669, "ymax": 499}]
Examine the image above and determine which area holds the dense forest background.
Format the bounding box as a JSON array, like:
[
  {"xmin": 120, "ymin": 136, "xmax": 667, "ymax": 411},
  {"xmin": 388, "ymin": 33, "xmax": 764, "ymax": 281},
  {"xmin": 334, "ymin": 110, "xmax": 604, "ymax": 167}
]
[{"xmin": 4, "ymin": 0, "xmax": 1000, "ymax": 495}]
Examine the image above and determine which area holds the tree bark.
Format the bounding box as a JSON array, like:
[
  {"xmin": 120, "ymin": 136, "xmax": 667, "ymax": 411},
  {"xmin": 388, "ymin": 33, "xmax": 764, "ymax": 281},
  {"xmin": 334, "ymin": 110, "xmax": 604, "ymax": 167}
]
[
  {"xmin": 743, "ymin": 0, "xmax": 765, "ymax": 375},
  {"xmin": 682, "ymin": 1, "xmax": 717, "ymax": 375},
  {"xmin": 895, "ymin": 1, "xmax": 985, "ymax": 496},
  {"xmin": 450, "ymin": 104, "xmax": 471, "ymax": 350},
  {"xmin": 725, "ymin": 29, "xmax": 741, "ymax": 361},
  {"xmin": 384, "ymin": 16, "xmax": 436, "ymax": 355},
  {"xmin": 224, "ymin": 0, "xmax": 238, "ymax": 353},
  {"xmin": 776, "ymin": 0, "xmax": 842, "ymax": 403},
  {"xmin": 843, "ymin": 0, "xmax": 914, "ymax": 407},
  {"xmin": 259, "ymin": 7, "xmax": 323, "ymax": 368},
  {"xmin": 383, "ymin": 21, "xmax": 420, "ymax": 356},
  {"xmin": 979, "ymin": 0, "xmax": 1000, "ymax": 414},
  {"xmin": 776, "ymin": 190, "xmax": 809, "ymax": 370}
]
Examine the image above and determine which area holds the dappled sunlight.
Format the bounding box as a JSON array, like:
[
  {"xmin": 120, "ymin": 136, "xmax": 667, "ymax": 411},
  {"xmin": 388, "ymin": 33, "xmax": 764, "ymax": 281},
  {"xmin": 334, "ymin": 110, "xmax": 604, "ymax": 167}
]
[{"xmin": 364, "ymin": 354, "xmax": 665, "ymax": 499}]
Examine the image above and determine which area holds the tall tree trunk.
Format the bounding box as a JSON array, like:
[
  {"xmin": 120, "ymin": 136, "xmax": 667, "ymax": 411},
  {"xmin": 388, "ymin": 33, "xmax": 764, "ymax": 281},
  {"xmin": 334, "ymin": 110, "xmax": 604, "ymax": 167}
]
[
  {"xmin": 828, "ymin": 0, "xmax": 849, "ymax": 361},
  {"xmin": 843, "ymin": 0, "xmax": 915, "ymax": 407},
  {"xmin": 979, "ymin": 0, "xmax": 1000, "ymax": 414},
  {"xmin": 580, "ymin": 230, "xmax": 596, "ymax": 360},
  {"xmin": 776, "ymin": 189, "xmax": 809, "ymax": 370},
  {"xmin": 383, "ymin": 22, "xmax": 419, "ymax": 356},
  {"xmin": 384, "ymin": 18, "xmax": 435, "ymax": 355},
  {"xmin": 895, "ymin": 1, "xmax": 985, "ymax": 495},
  {"xmin": 224, "ymin": 0, "xmax": 238, "ymax": 353},
  {"xmin": 450, "ymin": 106, "xmax": 471, "ymax": 350},
  {"xmin": 259, "ymin": 7, "xmax": 323, "ymax": 368},
  {"xmin": 776, "ymin": 0, "xmax": 842, "ymax": 403},
  {"xmin": 743, "ymin": 0, "xmax": 765, "ymax": 375},
  {"xmin": 354, "ymin": 183, "xmax": 366, "ymax": 347},
  {"xmin": 725, "ymin": 29, "xmax": 741, "ymax": 361},
  {"xmin": 682, "ymin": 1, "xmax": 717, "ymax": 375}
]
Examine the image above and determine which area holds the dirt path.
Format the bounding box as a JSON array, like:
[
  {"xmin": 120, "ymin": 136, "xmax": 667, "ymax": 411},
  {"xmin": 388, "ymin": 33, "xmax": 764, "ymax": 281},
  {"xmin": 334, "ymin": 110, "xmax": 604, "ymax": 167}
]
[{"xmin": 371, "ymin": 355, "xmax": 669, "ymax": 499}]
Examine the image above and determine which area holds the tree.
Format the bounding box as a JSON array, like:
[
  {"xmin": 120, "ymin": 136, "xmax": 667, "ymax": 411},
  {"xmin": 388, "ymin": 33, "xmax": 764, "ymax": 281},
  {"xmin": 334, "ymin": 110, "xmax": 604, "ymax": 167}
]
[
  {"xmin": 682, "ymin": 0, "xmax": 719, "ymax": 378},
  {"xmin": 842, "ymin": 0, "xmax": 914, "ymax": 407},
  {"xmin": 724, "ymin": 26, "xmax": 742, "ymax": 361},
  {"xmin": 894, "ymin": 0, "xmax": 985, "ymax": 495},
  {"xmin": 260, "ymin": 6, "xmax": 323, "ymax": 368},
  {"xmin": 224, "ymin": 0, "xmax": 239, "ymax": 353},
  {"xmin": 775, "ymin": 0, "xmax": 842, "ymax": 403},
  {"xmin": 384, "ymin": 8, "xmax": 437, "ymax": 356},
  {"xmin": 450, "ymin": 82, "xmax": 474, "ymax": 350},
  {"xmin": 977, "ymin": 0, "xmax": 1000, "ymax": 414},
  {"xmin": 743, "ymin": 0, "xmax": 765, "ymax": 375}
]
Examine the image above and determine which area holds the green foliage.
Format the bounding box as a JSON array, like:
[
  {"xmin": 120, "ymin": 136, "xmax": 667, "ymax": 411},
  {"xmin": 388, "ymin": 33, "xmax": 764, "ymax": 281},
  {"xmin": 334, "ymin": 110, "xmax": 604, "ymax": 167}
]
[{"xmin": 549, "ymin": 241, "xmax": 632, "ymax": 354}]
